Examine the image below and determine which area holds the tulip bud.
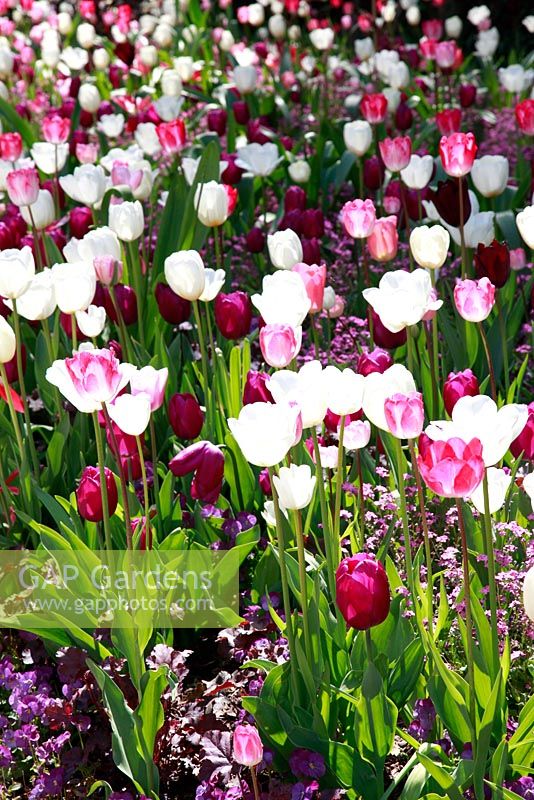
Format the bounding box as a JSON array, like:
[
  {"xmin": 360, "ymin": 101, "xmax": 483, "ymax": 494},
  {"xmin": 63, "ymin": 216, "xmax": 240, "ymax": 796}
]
[
  {"xmin": 363, "ymin": 156, "xmax": 385, "ymax": 191},
  {"xmin": 427, "ymin": 179, "xmax": 471, "ymax": 228},
  {"xmin": 69, "ymin": 206, "xmax": 93, "ymax": 239},
  {"xmin": 471, "ymin": 155, "xmax": 509, "ymax": 198},
  {"xmin": 168, "ymin": 441, "xmax": 224, "ymax": 503},
  {"xmin": 76, "ymin": 466, "xmax": 118, "ymax": 522},
  {"xmin": 260, "ymin": 323, "xmax": 302, "ymax": 368},
  {"xmin": 474, "ymin": 240, "xmax": 510, "ymax": 288},
  {"xmin": 273, "ymin": 463, "xmax": 316, "ymax": 510},
  {"xmin": 194, "ymin": 181, "xmax": 229, "ymax": 227},
  {"xmin": 168, "ymin": 392, "xmax": 204, "ymax": 439},
  {"xmin": 214, "ymin": 291, "xmax": 252, "ymax": 340},
  {"xmin": 233, "ymin": 725, "xmax": 263, "ymax": 767},
  {"xmin": 459, "ymin": 84, "xmax": 477, "ymax": 108},
  {"xmin": 288, "ymin": 160, "xmax": 311, "ymax": 184},
  {"xmin": 336, "ymin": 554, "xmax": 391, "ymax": 629},
  {"xmin": 155, "ymin": 282, "xmax": 191, "ymax": 325},
  {"xmin": 105, "ymin": 284, "xmax": 138, "ymax": 326},
  {"xmin": 443, "ymin": 369, "xmax": 480, "ymax": 417},
  {"xmin": 207, "ymin": 109, "xmax": 227, "ymax": 136},
  {"xmin": 243, "ymin": 371, "xmax": 273, "ymax": 405},
  {"xmin": 357, "ymin": 347, "xmax": 393, "ymax": 376}
]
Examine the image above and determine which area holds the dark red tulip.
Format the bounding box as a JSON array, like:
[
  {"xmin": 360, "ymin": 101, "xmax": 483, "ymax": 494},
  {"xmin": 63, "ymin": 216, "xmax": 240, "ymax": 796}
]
[
  {"xmin": 242, "ymin": 371, "xmax": 273, "ymax": 405},
  {"xmin": 395, "ymin": 102, "xmax": 413, "ymax": 131},
  {"xmin": 76, "ymin": 466, "xmax": 118, "ymax": 522},
  {"xmin": 285, "ymin": 186, "xmax": 307, "ymax": 212},
  {"xmin": 363, "ymin": 156, "xmax": 385, "ymax": 191},
  {"xmin": 69, "ymin": 206, "xmax": 93, "ymax": 239},
  {"xmin": 510, "ymin": 402, "xmax": 534, "ymax": 461},
  {"xmin": 442, "ymin": 369, "xmax": 480, "ymax": 416},
  {"xmin": 474, "ymin": 240, "xmax": 510, "ymax": 288},
  {"xmin": 459, "ymin": 84, "xmax": 477, "ymax": 109},
  {"xmin": 336, "ymin": 554, "xmax": 390, "ymax": 629},
  {"xmin": 207, "ymin": 108, "xmax": 227, "ymax": 136},
  {"xmin": 300, "ymin": 208, "xmax": 324, "ymax": 239},
  {"xmin": 371, "ymin": 310, "xmax": 407, "ymax": 350},
  {"xmin": 436, "ymin": 108, "xmax": 462, "ymax": 136},
  {"xmin": 301, "ymin": 237, "xmax": 321, "ymax": 265},
  {"xmin": 214, "ymin": 291, "xmax": 252, "ymax": 340},
  {"xmin": 357, "ymin": 347, "xmax": 393, "ymax": 376},
  {"xmin": 232, "ymin": 101, "xmax": 250, "ymax": 125},
  {"xmin": 324, "ymin": 408, "xmax": 362, "ymax": 432},
  {"xmin": 169, "ymin": 441, "xmax": 225, "ymax": 504},
  {"xmin": 427, "ymin": 179, "xmax": 471, "ymax": 228},
  {"xmin": 168, "ymin": 392, "xmax": 204, "ymax": 440},
  {"xmin": 245, "ymin": 227, "xmax": 265, "ymax": 254},
  {"xmin": 155, "ymin": 282, "xmax": 191, "ymax": 325},
  {"xmin": 221, "ymin": 154, "xmax": 244, "ymax": 185},
  {"xmin": 105, "ymin": 284, "xmax": 137, "ymax": 326}
]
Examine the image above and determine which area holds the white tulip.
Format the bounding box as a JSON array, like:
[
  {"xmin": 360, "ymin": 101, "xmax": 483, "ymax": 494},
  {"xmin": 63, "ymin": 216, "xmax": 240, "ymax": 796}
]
[
  {"xmin": 343, "ymin": 120, "xmax": 373, "ymax": 157},
  {"xmin": 471, "ymin": 155, "xmax": 509, "ymax": 198},
  {"xmin": 309, "ymin": 28, "xmax": 334, "ymax": 50},
  {"xmin": 363, "ymin": 364, "xmax": 416, "ymax": 431},
  {"xmin": 8, "ymin": 268, "xmax": 56, "ymax": 321},
  {"xmin": 498, "ymin": 64, "xmax": 534, "ymax": 94},
  {"xmin": 20, "ymin": 190, "xmax": 55, "ymax": 231},
  {"xmin": 108, "ymin": 201, "xmax": 144, "ymax": 241},
  {"xmin": 267, "ymin": 229, "xmax": 303, "ymax": 270},
  {"xmin": 198, "ymin": 268, "xmax": 225, "ymax": 302},
  {"xmin": 468, "ymin": 467, "xmax": 512, "ymax": 515},
  {"xmin": 236, "ymin": 143, "xmax": 281, "ymax": 177},
  {"xmin": 445, "ymin": 15, "xmax": 462, "ymax": 38},
  {"xmin": 194, "ymin": 181, "xmax": 229, "ymax": 227},
  {"xmin": 107, "ymin": 392, "xmax": 152, "ymax": 436},
  {"xmin": 323, "ymin": 366, "xmax": 365, "ymax": 416},
  {"xmin": 343, "ymin": 420, "xmax": 371, "ymax": 450},
  {"xmin": 355, "ymin": 37, "xmax": 374, "ymax": 61},
  {"xmin": 0, "ymin": 317, "xmax": 16, "ymax": 363},
  {"xmin": 78, "ymin": 83, "xmax": 101, "ymax": 113},
  {"xmin": 161, "ymin": 69, "xmax": 183, "ymax": 97},
  {"xmin": 409, "ymin": 225, "xmax": 450, "ymax": 270},
  {"xmin": 0, "ymin": 246, "xmax": 35, "ymax": 299},
  {"xmin": 164, "ymin": 250, "xmax": 205, "ymax": 301},
  {"xmin": 93, "ymin": 48, "xmax": 110, "ymax": 70},
  {"xmin": 51, "ymin": 262, "xmax": 96, "ymax": 314},
  {"xmin": 268, "ymin": 360, "xmax": 328, "ymax": 429},
  {"xmin": 288, "ymin": 160, "xmax": 311, "ymax": 184},
  {"xmin": 60, "ymin": 165, "xmax": 108, "ymax": 207},
  {"xmin": 31, "ymin": 142, "xmax": 69, "ymax": 175},
  {"xmin": 363, "ymin": 268, "xmax": 443, "ymax": 333},
  {"xmin": 139, "ymin": 45, "xmax": 158, "ymax": 68},
  {"xmin": 77, "ymin": 22, "xmax": 96, "ymax": 48},
  {"xmin": 97, "ymin": 114, "xmax": 125, "ymax": 139},
  {"xmin": 76, "ymin": 304, "xmax": 106, "ymax": 338},
  {"xmin": 273, "ymin": 464, "xmax": 316, "ymax": 510},
  {"xmin": 401, "ymin": 154, "xmax": 434, "ymax": 190},
  {"xmin": 516, "ymin": 205, "xmax": 534, "ymax": 249},
  {"xmin": 252, "ymin": 271, "xmax": 311, "ymax": 327},
  {"xmin": 228, "ymin": 402, "xmax": 301, "ymax": 467},
  {"xmin": 135, "ymin": 123, "xmax": 161, "ymax": 157}
]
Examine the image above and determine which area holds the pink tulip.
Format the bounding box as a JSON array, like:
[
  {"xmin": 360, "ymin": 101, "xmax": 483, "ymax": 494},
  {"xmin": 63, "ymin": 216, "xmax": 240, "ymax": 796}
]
[
  {"xmin": 454, "ymin": 277, "xmax": 495, "ymax": 322},
  {"xmin": 0, "ymin": 132, "xmax": 22, "ymax": 162},
  {"xmin": 292, "ymin": 262, "xmax": 326, "ymax": 313},
  {"xmin": 233, "ymin": 724, "xmax": 263, "ymax": 767},
  {"xmin": 94, "ymin": 255, "xmax": 123, "ymax": 286},
  {"xmin": 379, "ymin": 136, "xmax": 412, "ymax": 173},
  {"xmin": 168, "ymin": 441, "xmax": 225, "ymax": 503},
  {"xmin": 42, "ymin": 115, "xmax": 70, "ymax": 144},
  {"xmin": 384, "ymin": 391, "xmax": 424, "ymax": 439},
  {"xmin": 46, "ymin": 348, "xmax": 135, "ymax": 413},
  {"xmin": 360, "ymin": 93, "xmax": 388, "ymax": 124},
  {"xmin": 328, "ymin": 295, "xmax": 345, "ymax": 318},
  {"xmin": 6, "ymin": 168, "xmax": 40, "ymax": 207},
  {"xmin": 434, "ymin": 40, "xmax": 457, "ymax": 69},
  {"xmin": 156, "ymin": 119, "xmax": 186, "ymax": 155},
  {"xmin": 341, "ymin": 198, "xmax": 376, "ymax": 239},
  {"xmin": 439, "ymin": 132, "xmax": 477, "ymax": 177},
  {"xmin": 260, "ymin": 323, "xmax": 302, "ymax": 368},
  {"xmin": 130, "ymin": 365, "xmax": 169, "ymax": 411},
  {"xmin": 76, "ymin": 143, "xmax": 99, "ymax": 164},
  {"xmin": 417, "ymin": 435, "xmax": 485, "ymax": 498},
  {"xmin": 510, "ymin": 248, "xmax": 526, "ymax": 271},
  {"xmin": 111, "ymin": 161, "xmax": 144, "ymax": 191},
  {"xmin": 367, "ymin": 216, "xmax": 398, "ymax": 262}
]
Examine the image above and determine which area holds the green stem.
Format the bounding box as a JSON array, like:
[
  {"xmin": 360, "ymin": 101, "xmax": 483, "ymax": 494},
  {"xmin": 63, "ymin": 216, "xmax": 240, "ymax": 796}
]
[
  {"xmin": 394, "ymin": 438, "xmax": 417, "ymax": 617},
  {"xmin": 311, "ymin": 427, "xmax": 336, "ymax": 601},
  {"xmin": 268, "ymin": 466, "xmax": 299, "ymax": 701},
  {"xmin": 408, "ymin": 440, "xmax": 434, "ymax": 638},
  {"xmin": 92, "ymin": 412, "xmax": 113, "ymax": 552},
  {"xmin": 136, "ymin": 435, "xmax": 151, "ymax": 550},
  {"xmin": 495, "ymin": 292, "xmax": 510, "ymax": 397},
  {"xmin": 294, "ymin": 509, "xmax": 313, "ymax": 660},
  {"xmin": 405, "ymin": 325, "xmax": 415, "ymax": 376},
  {"xmin": 102, "ymin": 405, "xmax": 132, "ymax": 549},
  {"xmin": 12, "ymin": 301, "xmax": 39, "ymax": 478},
  {"xmin": 333, "ymin": 415, "xmax": 346, "ymax": 551},
  {"xmin": 482, "ymin": 471, "xmax": 500, "ymax": 678},
  {"xmin": 455, "ymin": 499, "xmax": 478, "ymax": 755},
  {"xmin": 70, "ymin": 313, "xmax": 78, "ymax": 351},
  {"xmin": 429, "ymin": 271, "xmax": 441, "ymax": 416},
  {"xmin": 127, "ymin": 240, "xmax": 146, "ymax": 350},
  {"xmin": 478, "ymin": 322, "xmax": 497, "ymax": 402},
  {"xmin": 356, "ymin": 449, "xmax": 366, "ymax": 551},
  {"xmin": 458, "ymin": 177, "xmax": 467, "ymax": 279},
  {"xmin": 250, "ymin": 767, "xmax": 261, "ymax": 800},
  {"xmin": 192, "ymin": 300, "xmax": 211, "ymax": 422},
  {"xmin": 0, "ymin": 363, "xmax": 25, "ymax": 482}
]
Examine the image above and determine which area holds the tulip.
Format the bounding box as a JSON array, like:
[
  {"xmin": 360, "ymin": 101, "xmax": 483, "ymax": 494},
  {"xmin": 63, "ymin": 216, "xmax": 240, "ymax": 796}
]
[
  {"xmin": 363, "ymin": 268, "xmax": 442, "ymax": 333},
  {"xmin": 69, "ymin": 207, "xmax": 93, "ymax": 239},
  {"xmin": 246, "ymin": 227, "xmax": 265, "ymax": 254},
  {"xmin": 435, "ymin": 40, "xmax": 457, "ymax": 68},
  {"xmin": 454, "ymin": 277, "xmax": 495, "ymax": 322},
  {"xmin": 156, "ymin": 119, "xmax": 186, "ymax": 155},
  {"xmin": 107, "ymin": 392, "xmax": 151, "ymax": 437},
  {"xmin": 367, "ymin": 216, "xmax": 398, "ymax": 261},
  {"xmin": 499, "ymin": 64, "xmax": 532, "ymax": 93},
  {"xmin": 409, "ymin": 225, "xmax": 450, "ymax": 270},
  {"xmin": 395, "ymin": 102, "xmax": 413, "ymax": 132},
  {"xmin": 459, "ymin": 84, "xmax": 477, "ymax": 108},
  {"xmin": 343, "ymin": 420, "xmax": 371, "ymax": 450},
  {"xmin": 164, "ymin": 250, "xmax": 205, "ymax": 302},
  {"xmin": 20, "ymin": 190, "xmax": 55, "ymax": 230},
  {"xmin": 357, "ymin": 348, "xmax": 393, "ymax": 376},
  {"xmin": 285, "ymin": 187, "xmax": 306, "ymax": 212},
  {"xmin": 0, "ymin": 317, "xmax": 16, "ymax": 364},
  {"xmin": 426, "ymin": 395, "xmax": 528, "ymax": 467},
  {"xmin": 155, "ymin": 282, "xmax": 191, "ymax": 325},
  {"xmin": 233, "ymin": 65, "xmax": 257, "ymax": 95},
  {"xmin": 214, "ymin": 291, "xmax": 252, "ymax": 340},
  {"xmin": 443, "ymin": 369, "xmax": 480, "ymax": 416},
  {"xmin": 471, "ymin": 155, "xmax": 509, "ymax": 198},
  {"xmin": 341, "ymin": 199, "xmax": 376, "ymax": 239},
  {"xmin": 310, "ymin": 27, "xmax": 335, "ymax": 50},
  {"xmin": 235, "ymin": 143, "xmax": 281, "ymax": 177},
  {"xmin": 228, "ymin": 402, "xmax": 301, "ymax": 467},
  {"xmin": 516, "ymin": 206, "xmax": 534, "ymax": 250},
  {"xmin": 363, "ymin": 156, "xmax": 385, "ymax": 191},
  {"xmin": 384, "ymin": 391, "xmax": 424, "ymax": 439},
  {"xmin": 362, "ymin": 364, "xmax": 416, "ymax": 431},
  {"xmin": 94, "ymin": 255, "xmax": 123, "ymax": 287},
  {"xmin": 417, "ymin": 435, "xmax": 485, "ymax": 498},
  {"xmin": 360, "ymin": 93, "xmax": 388, "ymax": 124},
  {"xmin": 0, "ymin": 132, "xmax": 22, "ymax": 162},
  {"xmin": 336, "ymin": 554, "xmax": 391, "ymax": 629},
  {"xmin": 76, "ymin": 304, "xmax": 106, "ymax": 338},
  {"xmin": 469, "ymin": 467, "xmax": 511, "ymax": 515},
  {"xmin": 161, "ymin": 69, "xmax": 183, "ymax": 97},
  {"xmin": 474, "ymin": 240, "xmax": 510, "ymax": 288},
  {"xmin": 0, "ymin": 246, "xmax": 35, "ymax": 299},
  {"xmin": 109, "ymin": 201, "xmax": 144, "ymax": 242},
  {"xmin": 194, "ymin": 181, "xmax": 229, "ymax": 228},
  {"xmin": 427, "ymin": 179, "xmax": 471, "ymax": 228},
  {"xmin": 268, "ymin": 360, "xmax": 328, "ymax": 430},
  {"xmin": 523, "ymin": 565, "xmax": 534, "ymax": 622},
  {"xmin": 169, "ymin": 392, "xmax": 204, "ymax": 440},
  {"xmin": 273, "ymin": 464, "xmax": 316, "ymax": 510},
  {"xmin": 76, "ymin": 466, "xmax": 118, "ymax": 522},
  {"xmin": 510, "ymin": 248, "xmax": 526, "ymax": 271},
  {"xmin": 379, "ymin": 136, "xmax": 412, "ymax": 173},
  {"xmin": 292, "ymin": 263, "xmax": 326, "ymax": 313},
  {"xmin": 51, "ymin": 262, "xmax": 96, "ymax": 315},
  {"xmin": 233, "ymin": 725, "xmax": 263, "ymax": 767},
  {"xmin": 343, "ymin": 120, "xmax": 373, "ymax": 157},
  {"xmin": 6, "ymin": 169, "xmax": 40, "ymax": 207},
  {"xmin": 439, "ymin": 132, "xmax": 477, "ymax": 178},
  {"xmin": 60, "ymin": 164, "xmax": 107, "ymax": 207},
  {"xmin": 169, "ymin": 441, "xmax": 225, "ymax": 503},
  {"xmin": 243, "ymin": 371, "xmax": 273, "ymax": 405},
  {"xmin": 288, "ymin": 161, "xmax": 311, "ymax": 184},
  {"xmin": 10, "ymin": 268, "xmax": 56, "ymax": 321},
  {"xmin": 267, "ymin": 229, "xmax": 303, "ymax": 270},
  {"xmin": 323, "ymin": 366, "xmax": 365, "ymax": 416},
  {"xmin": 260, "ymin": 324, "xmax": 302, "ymax": 369},
  {"xmin": 400, "ymin": 154, "xmax": 433, "ymax": 190},
  {"xmin": 78, "ymin": 83, "xmax": 101, "ymax": 113},
  {"xmin": 515, "ymin": 99, "xmax": 534, "ymax": 136},
  {"xmin": 46, "ymin": 348, "xmax": 135, "ymax": 413},
  {"xmin": 446, "ymin": 210, "xmax": 495, "ymax": 250},
  {"xmin": 198, "ymin": 269, "xmax": 225, "ymax": 303},
  {"xmin": 31, "ymin": 142, "xmax": 69, "ymax": 174},
  {"xmin": 130, "ymin": 366, "xmax": 168, "ymax": 412},
  {"xmin": 105, "ymin": 284, "xmax": 138, "ymax": 327},
  {"xmin": 510, "ymin": 402, "xmax": 534, "ymax": 461},
  {"xmin": 252, "ymin": 271, "xmax": 311, "ymax": 328},
  {"xmin": 371, "ymin": 310, "xmax": 407, "ymax": 350}
]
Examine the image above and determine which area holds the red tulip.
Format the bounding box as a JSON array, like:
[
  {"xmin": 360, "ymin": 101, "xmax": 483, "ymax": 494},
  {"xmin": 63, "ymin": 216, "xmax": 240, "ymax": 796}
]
[
  {"xmin": 168, "ymin": 392, "xmax": 204, "ymax": 440},
  {"xmin": 417, "ymin": 435, "xmax": 485, "ymax": 498},
  {"xmin": 169, "ymin": 441, "xmax": 224, "ymax": 503},
  {"xmin": 336, "ymin": 554, "xmax": 391, "ymax": 630},
  {"xmin": 76, "ymin": 466, "xmax": 118, "ymax": 522},
  {"xmin": 214, "ymin": 291, "xmax": 252, "ymax": 340},
  {"xmin": 442, "ymin": 369, "xmax": 480, "ymax": 417}
]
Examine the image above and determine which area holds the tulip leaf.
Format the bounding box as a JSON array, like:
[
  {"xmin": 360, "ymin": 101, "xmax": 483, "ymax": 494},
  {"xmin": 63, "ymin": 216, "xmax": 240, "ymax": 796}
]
[{"xmin": 0, "ymin": 95, "xmax": 35, "ymax": 145}]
